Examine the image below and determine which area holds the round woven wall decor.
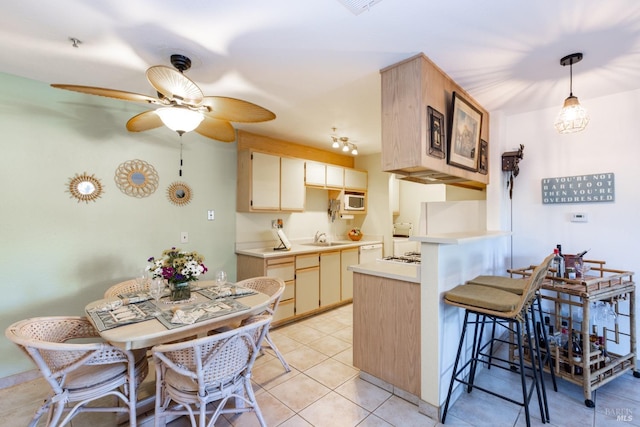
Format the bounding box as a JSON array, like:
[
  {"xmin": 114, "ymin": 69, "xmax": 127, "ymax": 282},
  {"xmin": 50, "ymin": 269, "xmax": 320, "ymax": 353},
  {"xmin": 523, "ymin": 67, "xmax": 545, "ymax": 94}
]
[
  {"xmin": 167, "ymin": 181, "xmax": 193, "ymax": 206},
  {"xmin": 114, "ymin": 159, "xmax": 159, "ymax": 198},
  {"xmin": 67, "ymin": 172, "xmax": 104, "ymax": 204}
]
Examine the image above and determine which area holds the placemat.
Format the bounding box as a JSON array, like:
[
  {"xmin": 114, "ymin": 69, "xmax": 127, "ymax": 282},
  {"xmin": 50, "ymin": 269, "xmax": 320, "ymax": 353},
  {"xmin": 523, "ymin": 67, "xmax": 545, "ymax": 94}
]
[
  {"xmin": 156, "ymin": 297, "xmax": 251, "ymax": 330},
  {"xmin": 198, "ymin": 286, "xmax": 258, "ymax": 300},
  {"xmin": 87, "ymin": 300, "xmax": 159, "ymax": 331}
]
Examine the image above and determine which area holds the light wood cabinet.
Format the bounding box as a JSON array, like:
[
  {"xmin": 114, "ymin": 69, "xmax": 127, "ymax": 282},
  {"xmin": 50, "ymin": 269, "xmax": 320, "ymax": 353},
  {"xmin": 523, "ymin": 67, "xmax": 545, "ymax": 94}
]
[
  {"xmin": 320, "ymin": 251, "xmax": 341, "ymax": 306},
  {"xmin": 305, "ymin": 161, "xmax": 326, "ymax": 187},
  {"xmin": 280, "ymin": 157, "xmax": 305, "ymax": 211},
  {"xmin": 295, "ymin": 253, "xmax": 320, "ymax": 315},
  {"xmin": 340, "ymin": 247, "xmax": 359, "ymax": 300},
  {"xmin": 353, "ymin": 272, "xmax": 421, "ymax": 396},
  {"xmin": 325, "ymin": 165, "xmax": 344, "ymax": 188},
  {"xmin": 237, "ymin": 150, "xmax": 305, "ymax": 212},
  {"xmin": 250, "ymin": 151, "xmax": 280, "ymax": 210},
  {"xmin": 344, "ymin": 168, "xmax": 367, "ymax": 190},
  {"xmin": 381, "ymin": 53, "xmax": 489, "ymax": 188}
]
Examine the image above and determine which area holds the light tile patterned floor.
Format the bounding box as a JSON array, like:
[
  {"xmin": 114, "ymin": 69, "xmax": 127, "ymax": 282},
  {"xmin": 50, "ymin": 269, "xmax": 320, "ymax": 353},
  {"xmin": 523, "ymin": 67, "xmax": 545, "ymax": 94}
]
[{"xmin": 2, "ymin": 303, "xmax": 639, "ymax": 426}]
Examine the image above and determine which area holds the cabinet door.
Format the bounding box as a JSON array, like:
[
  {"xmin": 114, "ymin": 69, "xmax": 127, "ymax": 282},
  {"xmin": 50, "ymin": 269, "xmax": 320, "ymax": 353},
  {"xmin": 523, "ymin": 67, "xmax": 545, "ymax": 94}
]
[
  {"xmin": 295, "ymin": 267, "xmax": 319, "ymax": 315},
  {"xmin": 326, "ymin": 165, "xmax": 344, "ymax": 188},
  {"xmin": 251, "ymin": 152, "xmax": 280, "ymax": 210},
  {"xmin": 341, "ymin": 248, "xmax": 359, "ymax": 300},
  {"xmin": 280, "ymin": 157, "xmax": 305, "ymax": 211},
  {"xmin": 345, "ymin": 169, "xmax": 367, "ymax": 190},
  {"xmin": 320, "ymin": 251, "xmax": 341, "ymax": 306},
  {"xmin": 305, "ymin": 161, "xmax": 326, "ymax": 187}
]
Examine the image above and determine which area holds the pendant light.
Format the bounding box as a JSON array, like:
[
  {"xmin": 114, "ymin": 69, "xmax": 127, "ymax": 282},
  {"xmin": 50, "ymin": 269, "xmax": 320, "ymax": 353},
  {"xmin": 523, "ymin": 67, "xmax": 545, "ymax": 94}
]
[{"xmin": 554, "ymin": 52, "xmax": 589, "ymax": 134}]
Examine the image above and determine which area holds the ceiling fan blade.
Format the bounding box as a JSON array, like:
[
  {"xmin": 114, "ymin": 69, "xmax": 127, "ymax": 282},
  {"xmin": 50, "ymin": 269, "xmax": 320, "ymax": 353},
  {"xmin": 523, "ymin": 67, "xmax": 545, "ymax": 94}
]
[
  {"xmin": 194, "ymin": 116, "xmax": 236, "ymax": 142},
  {"xmin": 146, "ymin": 66, "xmax": 203, "ymax": 105},
  {"xmin": 201, "ymin": 96, "xmax": 276, "ymax": 123},
  {"xmin": 50, "ymin": 84, "xmax": 162, "ymax": 104},
  {"xmin": 126, "ymin": 110, "xmax": 164, "ymax": 132}
]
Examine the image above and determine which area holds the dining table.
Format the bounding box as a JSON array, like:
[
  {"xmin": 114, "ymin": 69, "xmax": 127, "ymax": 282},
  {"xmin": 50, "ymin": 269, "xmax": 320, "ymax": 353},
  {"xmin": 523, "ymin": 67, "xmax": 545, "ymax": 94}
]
[
  {"xmin": 85, "ymin": 280, "xmax": 272, "ymax": 350},
  {"xmin": 84, "ymin": 279, "xmax": 271, "ymax": 425}
]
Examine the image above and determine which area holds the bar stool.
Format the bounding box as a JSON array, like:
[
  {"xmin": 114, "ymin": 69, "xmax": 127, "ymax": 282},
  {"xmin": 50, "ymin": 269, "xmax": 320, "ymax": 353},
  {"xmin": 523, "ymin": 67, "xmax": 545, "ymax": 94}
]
[
  {"xmin": 441, "ymin": 254, "xmax": 554, "ymax": 427},
  {"xmin": 466, "ymin": 273, "xmax": 558, "ymax": 390}
]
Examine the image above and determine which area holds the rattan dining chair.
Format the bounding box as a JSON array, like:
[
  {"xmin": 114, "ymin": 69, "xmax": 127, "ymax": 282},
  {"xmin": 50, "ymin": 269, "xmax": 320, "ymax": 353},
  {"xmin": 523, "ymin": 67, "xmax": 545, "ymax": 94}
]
[
  {"xmin": 152, "ymin": 314, "xmax": 272, "ymax": 427},
  {"xmin": 104, "ymin": 278, "xmax": 148, "ymax": 298},
  {"xmin": 236, "ymin": 276, "xmax": 291, "ymax": 372},
  {"xmin": 5, "ymin": 316, "xmax": 148, "ymax": 427}
]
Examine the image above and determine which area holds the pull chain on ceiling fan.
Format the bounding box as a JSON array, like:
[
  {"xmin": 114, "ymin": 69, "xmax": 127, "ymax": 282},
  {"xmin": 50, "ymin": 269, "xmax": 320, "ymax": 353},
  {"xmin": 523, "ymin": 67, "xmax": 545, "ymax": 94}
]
[{"xmin": 51, "ymin": 54, "xmax": 276, "ymax": 142}]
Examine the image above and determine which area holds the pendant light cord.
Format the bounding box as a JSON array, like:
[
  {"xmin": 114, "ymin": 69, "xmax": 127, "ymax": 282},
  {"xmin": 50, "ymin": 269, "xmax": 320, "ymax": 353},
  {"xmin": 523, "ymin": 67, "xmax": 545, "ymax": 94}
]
[{"xmin": 179, "ymin": 135, "xmax": 183, "ymax": 177}]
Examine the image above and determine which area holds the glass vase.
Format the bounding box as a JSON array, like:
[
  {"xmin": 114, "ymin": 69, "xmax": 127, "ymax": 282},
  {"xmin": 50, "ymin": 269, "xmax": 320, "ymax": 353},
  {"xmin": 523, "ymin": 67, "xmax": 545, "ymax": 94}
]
[{"xmin": 170, "ymin": 281, "xmax": 191, "ymax": 301}]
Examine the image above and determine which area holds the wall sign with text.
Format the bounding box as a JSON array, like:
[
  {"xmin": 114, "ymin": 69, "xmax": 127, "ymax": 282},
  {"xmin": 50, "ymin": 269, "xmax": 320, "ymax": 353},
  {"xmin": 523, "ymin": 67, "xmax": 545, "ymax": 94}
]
[{"xmin": 541, "ymin": 173, "xmax": 615, "ymax": 204}]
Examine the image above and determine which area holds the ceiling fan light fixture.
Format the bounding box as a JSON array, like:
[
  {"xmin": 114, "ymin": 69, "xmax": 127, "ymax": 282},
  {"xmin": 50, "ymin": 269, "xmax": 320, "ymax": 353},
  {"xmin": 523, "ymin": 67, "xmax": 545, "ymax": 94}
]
[
  {"xmin": 555, "ymin": 52, "xmax": 589, "ymax": 134},
  {"xmin": 156, "ymin": 107, "xmax": 204, "ymax": 134}
]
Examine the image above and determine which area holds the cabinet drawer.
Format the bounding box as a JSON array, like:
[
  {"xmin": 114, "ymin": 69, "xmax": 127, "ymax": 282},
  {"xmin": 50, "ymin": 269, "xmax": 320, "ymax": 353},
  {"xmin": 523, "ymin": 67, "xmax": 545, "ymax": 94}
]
[
  {"xmin": 274, "ymin": 299, "xmax": 295, "ymax": 322},
  {"xmin": 282, "ymin": 281, "xmax": 295, "ymax": 300},
  {"xmin": 267, "ymin": 263, "xmax": 294, "ymax": 282},
  {"xmin": 296, "ymin": 253, "xmax": 319, "ymax": 269}
]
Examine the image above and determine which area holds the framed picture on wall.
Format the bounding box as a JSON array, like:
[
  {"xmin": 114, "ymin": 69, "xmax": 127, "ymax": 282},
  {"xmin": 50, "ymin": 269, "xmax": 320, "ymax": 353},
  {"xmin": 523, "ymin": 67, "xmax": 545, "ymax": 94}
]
[
  {"xmin": 448, "ymin": 92, "xmax": 482, "ymax": 172},
  {"xmin": 427, "ymin": 106, "xmax": 446, "ymax": 159},
  {"xmin": 478, "ymin": 139, "xmax": 488, "ymax": 175}
]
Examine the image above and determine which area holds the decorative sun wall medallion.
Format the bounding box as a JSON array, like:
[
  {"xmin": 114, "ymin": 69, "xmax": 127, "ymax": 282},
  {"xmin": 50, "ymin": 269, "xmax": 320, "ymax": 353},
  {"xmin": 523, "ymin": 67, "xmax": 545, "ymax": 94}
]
[
  {"xmin": 114, "ymin": 159, "xmax": 159, "ymax": 198},
  {"xmin": 167, "ymin": 181, "xmax": 193, "ymax": 206},
  {"xmin": 67, "ymin": 172, "xmax": 104, "ymax": 204}
]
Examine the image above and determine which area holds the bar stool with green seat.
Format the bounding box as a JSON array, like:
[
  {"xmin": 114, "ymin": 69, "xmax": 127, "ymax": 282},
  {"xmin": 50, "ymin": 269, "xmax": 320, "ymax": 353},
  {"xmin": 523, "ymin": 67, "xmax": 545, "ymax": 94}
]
[
  {"xmin": 441, "ymin": 254, "xmax": 554, "ymax": 427},
  {"xmin": 466, "ymin": 272, "xmax": 558, "ymax": 391}
]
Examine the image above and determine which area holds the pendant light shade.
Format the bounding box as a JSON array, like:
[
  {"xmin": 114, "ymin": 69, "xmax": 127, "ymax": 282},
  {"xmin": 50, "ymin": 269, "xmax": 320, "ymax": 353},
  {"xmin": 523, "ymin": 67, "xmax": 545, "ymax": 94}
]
[
  {"xmin": 554, "ymin": 53, "xmax": 589, "ymax": 134},
  {"xmin": 156, "ymin": 107, "xmax": 204, "ymax": 134}
]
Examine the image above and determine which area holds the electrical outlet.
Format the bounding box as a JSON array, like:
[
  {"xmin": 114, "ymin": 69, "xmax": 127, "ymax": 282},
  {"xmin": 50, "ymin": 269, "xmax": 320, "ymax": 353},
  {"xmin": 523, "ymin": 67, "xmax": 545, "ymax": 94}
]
[
  {"xmin": 180, "ymin": 231, "xmax": 189, "ymax": 243},
  {"xmin": 207, "ymin": 210, "xmax": 215, "ymax": 220}
]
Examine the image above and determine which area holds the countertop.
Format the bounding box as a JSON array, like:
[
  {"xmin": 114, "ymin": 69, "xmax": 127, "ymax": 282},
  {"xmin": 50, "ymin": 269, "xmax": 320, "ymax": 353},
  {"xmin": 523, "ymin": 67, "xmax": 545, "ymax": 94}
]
[
  {"xmin": 235, "ymin": 239, "xmax": 382, "ymax": 259},
  {"xmin": 348, "ymin": 261, "xmax": 420, "ymax": 283}
]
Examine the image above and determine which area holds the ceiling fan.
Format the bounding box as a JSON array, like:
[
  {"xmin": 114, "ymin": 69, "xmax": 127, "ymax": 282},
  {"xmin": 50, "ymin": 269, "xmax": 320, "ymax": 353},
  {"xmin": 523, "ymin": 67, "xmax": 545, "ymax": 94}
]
[{"xmin": 51, "ymin": 54, "xmax": 276, "ymax": 142}]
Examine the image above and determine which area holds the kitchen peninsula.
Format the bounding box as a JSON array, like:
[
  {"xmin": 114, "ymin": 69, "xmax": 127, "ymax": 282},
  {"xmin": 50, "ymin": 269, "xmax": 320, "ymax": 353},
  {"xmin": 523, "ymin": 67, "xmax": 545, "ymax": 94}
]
[{"xmin": 350, "ymin": 201, "xmax": 509, "ymax": 421}]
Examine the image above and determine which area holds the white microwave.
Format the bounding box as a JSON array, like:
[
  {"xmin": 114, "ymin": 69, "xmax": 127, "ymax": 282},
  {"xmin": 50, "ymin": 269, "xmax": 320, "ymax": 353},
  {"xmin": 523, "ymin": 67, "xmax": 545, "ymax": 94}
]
[{"xmin": 344, "ymin": 193, "xmax": 365, "ymax": 211}]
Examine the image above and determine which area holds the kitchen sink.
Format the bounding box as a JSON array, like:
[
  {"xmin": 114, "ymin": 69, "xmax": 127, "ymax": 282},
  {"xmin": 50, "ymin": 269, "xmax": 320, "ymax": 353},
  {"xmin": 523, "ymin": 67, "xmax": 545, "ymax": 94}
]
[{"xmin": 302, "ymin": 242, "xmax": 350, "ymax": 247}]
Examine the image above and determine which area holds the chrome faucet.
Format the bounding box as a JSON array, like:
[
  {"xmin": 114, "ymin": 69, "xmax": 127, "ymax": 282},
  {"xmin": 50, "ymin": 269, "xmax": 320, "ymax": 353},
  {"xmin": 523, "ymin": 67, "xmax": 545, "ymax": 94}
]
[{"xmin": 314, "ymin": 231, "xmax": 327, "ymax": 243}]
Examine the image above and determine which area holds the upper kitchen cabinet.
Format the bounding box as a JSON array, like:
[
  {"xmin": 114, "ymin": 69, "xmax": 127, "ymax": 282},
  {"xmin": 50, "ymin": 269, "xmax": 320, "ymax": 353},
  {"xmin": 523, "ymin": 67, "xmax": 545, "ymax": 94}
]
[
  {"xmin": 237, "ymin": 150, "xmax": 305, "ymax": 212},
  {"xmin": 305, "ymin": 161, "xmax": 368, "ymax": 191},
  {"xmin": 344, "ymin": 168, "xmax": 367, "ymax": 191},
  {"xmin": 381, "ymin": 53, "xmax": 489, "ymax": 188},
  {"xmin": 305, "ymin": 161, "xmax": 326, "ymax": 187}
]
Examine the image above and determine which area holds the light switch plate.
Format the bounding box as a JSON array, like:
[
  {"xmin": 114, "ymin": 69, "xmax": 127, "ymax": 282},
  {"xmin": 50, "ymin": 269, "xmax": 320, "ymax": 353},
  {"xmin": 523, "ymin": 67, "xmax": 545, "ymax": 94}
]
[
  {"xmin": 207, "ymin": 210, "xmax": 215, "ymax": 220},
  {"xmin": 180, "ymin": 231, "xmax": 189, "ymax": 243}
]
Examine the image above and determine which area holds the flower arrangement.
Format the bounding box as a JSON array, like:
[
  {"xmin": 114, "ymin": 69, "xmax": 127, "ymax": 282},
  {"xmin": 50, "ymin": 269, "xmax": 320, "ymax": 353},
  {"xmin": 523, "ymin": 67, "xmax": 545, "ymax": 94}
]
[{"xmin": 147, "ymin": 247, "xmax": 208, "ymax": 285}]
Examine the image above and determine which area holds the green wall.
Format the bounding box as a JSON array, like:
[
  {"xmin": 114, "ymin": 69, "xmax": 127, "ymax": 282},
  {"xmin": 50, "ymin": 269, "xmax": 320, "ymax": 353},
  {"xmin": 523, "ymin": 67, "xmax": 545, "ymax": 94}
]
[{"xmin": 0, "ymin": 73, "xmax": 238, "ymax": 379}]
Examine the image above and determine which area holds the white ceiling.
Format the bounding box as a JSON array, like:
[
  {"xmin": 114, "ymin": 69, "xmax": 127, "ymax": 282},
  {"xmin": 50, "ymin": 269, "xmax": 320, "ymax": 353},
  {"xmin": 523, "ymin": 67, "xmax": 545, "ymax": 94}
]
[{"xmin": 2, "ymin": 0, "xmax": 640, "ymax": 155}]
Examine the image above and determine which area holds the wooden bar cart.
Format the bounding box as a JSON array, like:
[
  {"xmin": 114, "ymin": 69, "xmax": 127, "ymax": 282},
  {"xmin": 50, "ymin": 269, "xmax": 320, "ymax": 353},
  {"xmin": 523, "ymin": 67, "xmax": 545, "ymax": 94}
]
[{"xmin": 508, "ymin": 259, "xmax": 638, "ymax": 407}]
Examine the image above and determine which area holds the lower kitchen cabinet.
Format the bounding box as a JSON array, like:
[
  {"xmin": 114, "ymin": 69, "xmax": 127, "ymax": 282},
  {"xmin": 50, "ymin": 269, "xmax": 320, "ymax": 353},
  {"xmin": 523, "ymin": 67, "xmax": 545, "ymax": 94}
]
[
  {"xmin": 295, "ymin": 253, "xmax": 320, "ymax": 315},
  {"xmin": 320, "ymin": 251, "xmax": 341, "ymax": 306},
  {"xmin": 340, "ymin": 247, "xmax": 359, "ymax": 300},
  {"xmin": 237, "ymin": 244, "xmax": 368, "ymax": 325}
]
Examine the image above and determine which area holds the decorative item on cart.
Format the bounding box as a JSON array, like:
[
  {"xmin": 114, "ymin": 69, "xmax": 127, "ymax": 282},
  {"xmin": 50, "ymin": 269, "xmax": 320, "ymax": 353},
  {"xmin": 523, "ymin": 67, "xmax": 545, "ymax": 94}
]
[
  {"xmin": 147, "ymin": 247, "xmax": 207, "ymax": 301},
  {"xmin": 348, "ymin": 228, "xmax": 363, "ymax": 241}
]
